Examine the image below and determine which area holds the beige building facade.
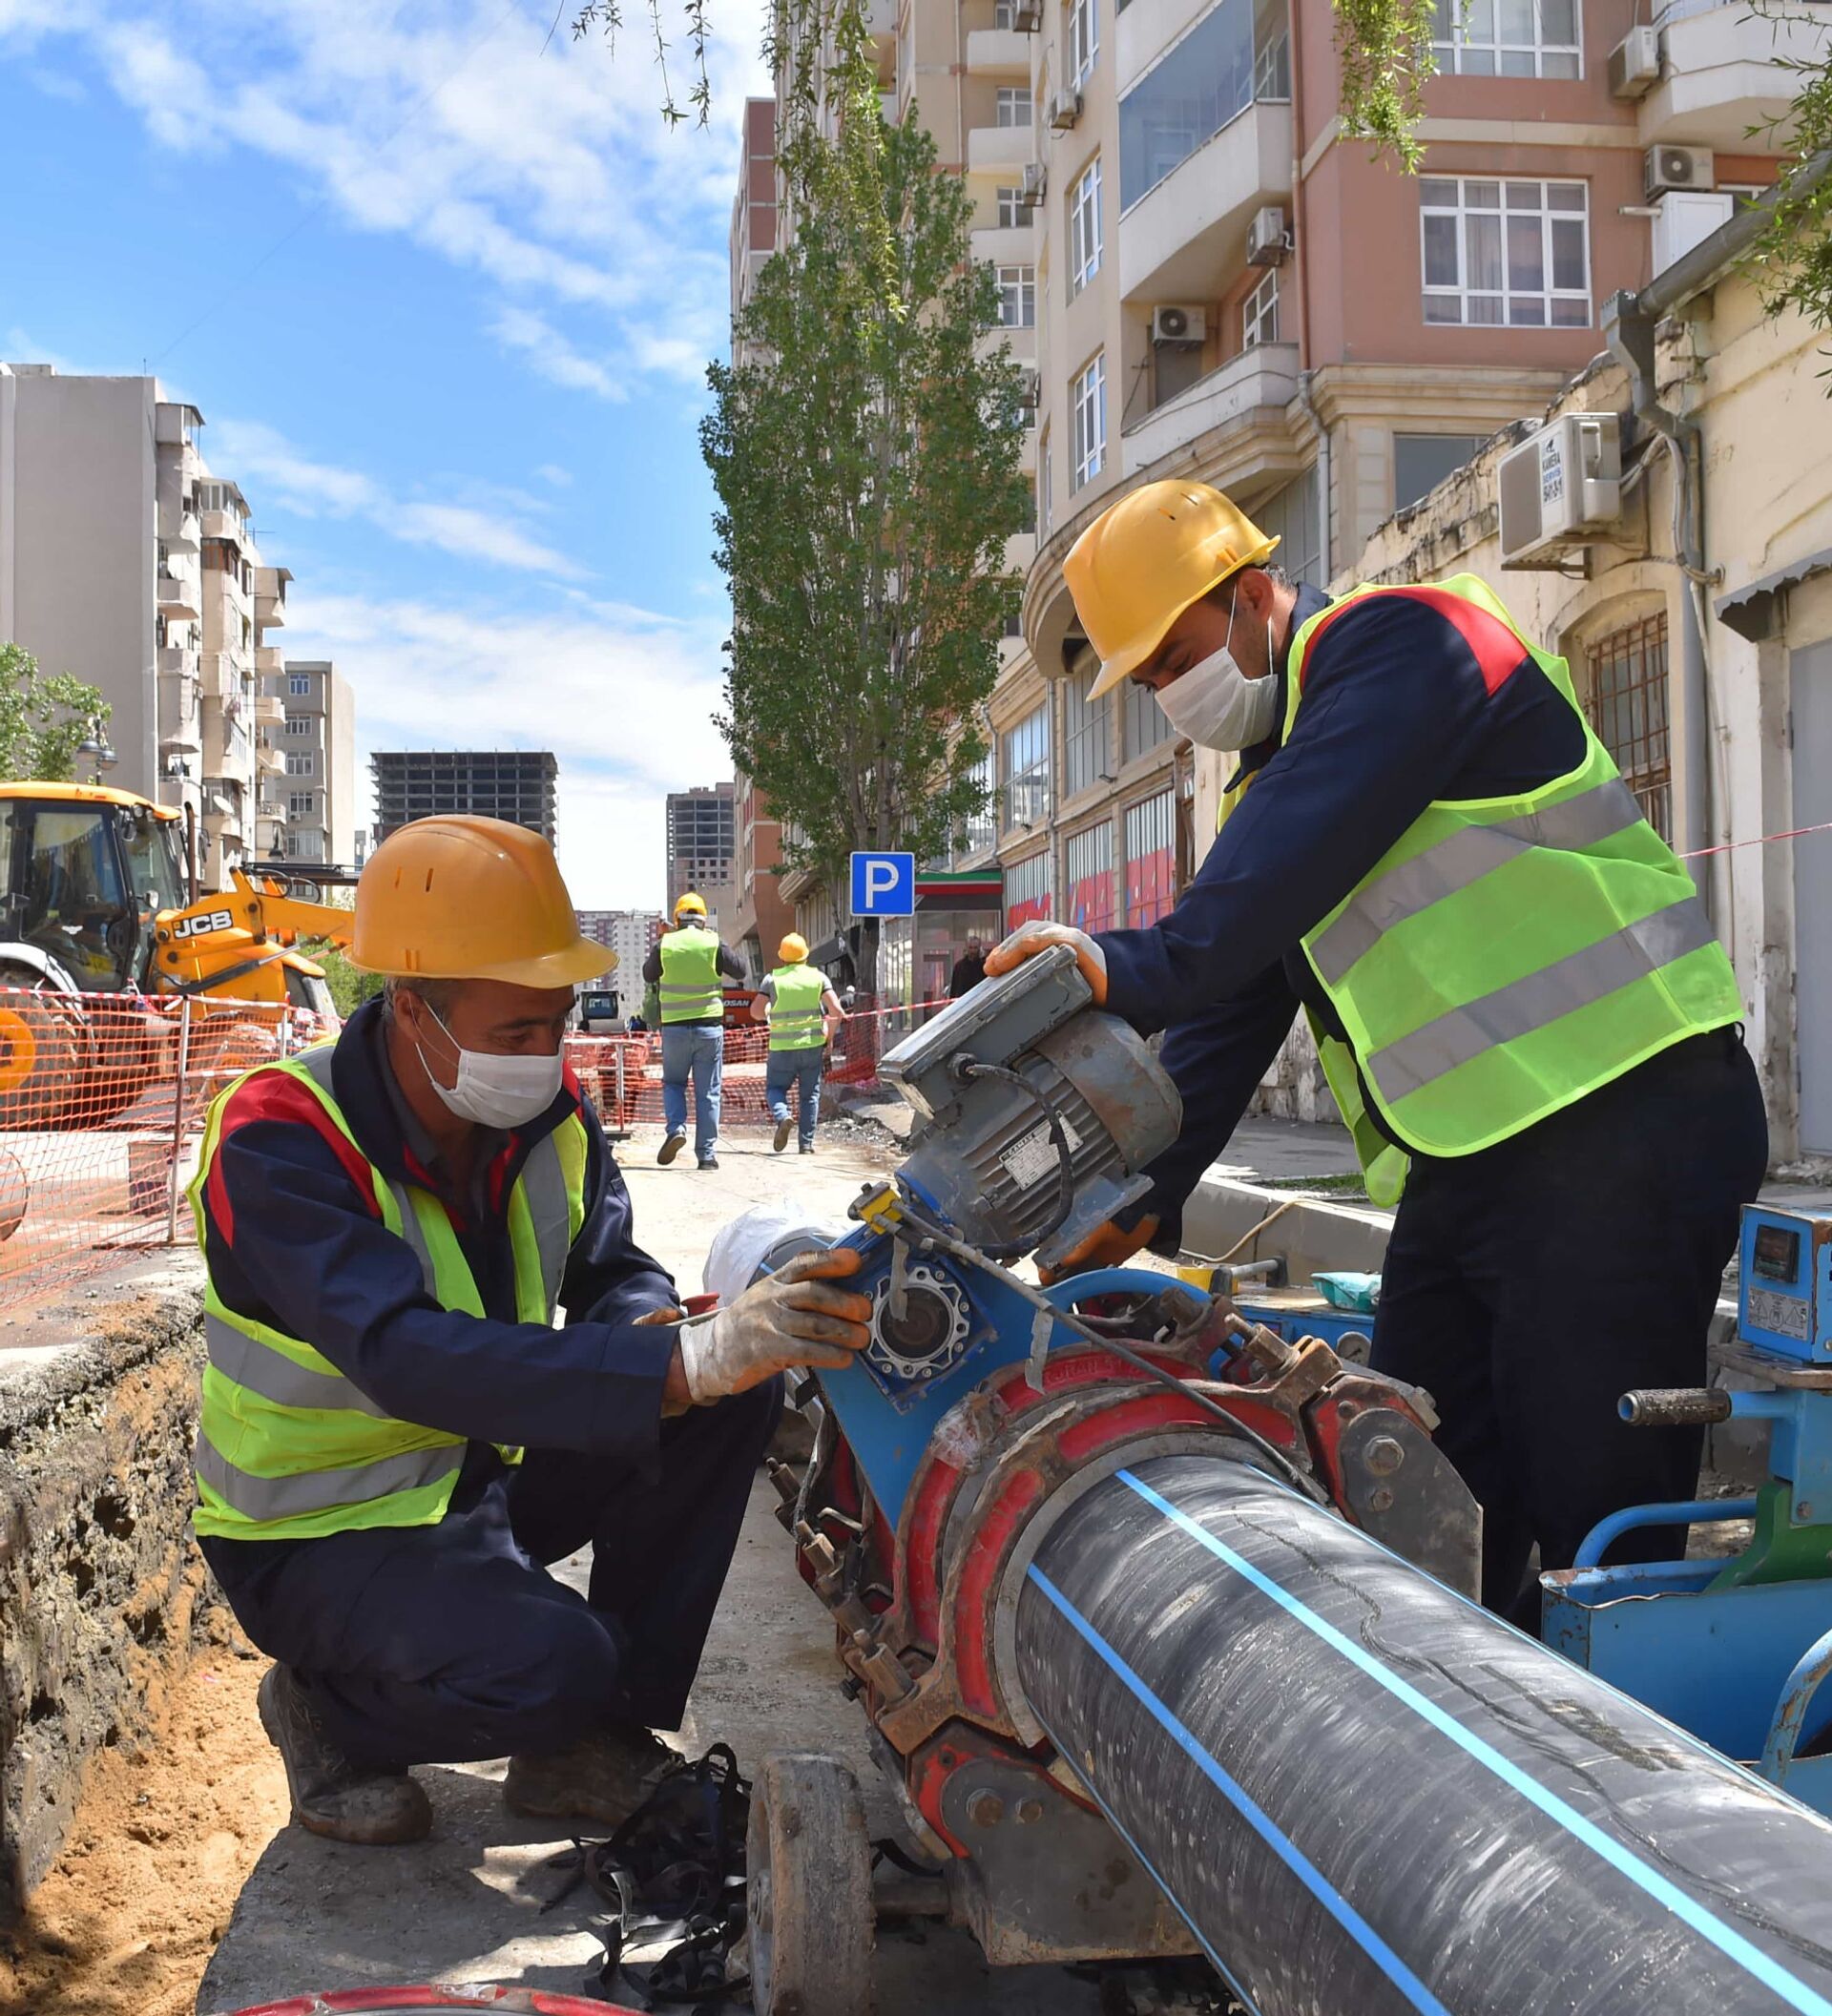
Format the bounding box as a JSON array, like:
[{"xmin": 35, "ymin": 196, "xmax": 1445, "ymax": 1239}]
[{"xmin": 267, "ymin": 658, "xmax": 357, "ymax": 867}]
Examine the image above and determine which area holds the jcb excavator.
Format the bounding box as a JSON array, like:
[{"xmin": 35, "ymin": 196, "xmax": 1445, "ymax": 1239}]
[{"xmin": 0, "ymin": 782, "xmax": 354, "ymax": 1130}]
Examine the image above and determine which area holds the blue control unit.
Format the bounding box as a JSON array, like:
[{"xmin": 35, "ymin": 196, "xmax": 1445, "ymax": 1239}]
[{"xmin": 1738, "ymin": 1205, "xmax": 1832, "ymax": 1363}]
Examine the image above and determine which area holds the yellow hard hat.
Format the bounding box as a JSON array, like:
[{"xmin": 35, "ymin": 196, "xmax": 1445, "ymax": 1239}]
[
  {"xmin": 1066, "ymin": 480, "xmax": 1280, "ymax": 698},
  {"xmin": 349, "ymin": 816, "xmax": 607, "ymax": 987},
  {"xmin": 779, "ymin": 932, "xmax": 809, "ymax": 964},
  {"xmin": 675, "ymin": 890, "xmax": 708, "ymax": 919}
]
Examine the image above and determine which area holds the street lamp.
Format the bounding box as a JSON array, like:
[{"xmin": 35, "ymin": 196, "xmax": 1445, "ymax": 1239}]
[{"xmin": 76, "ymin": 717, "xmax": 117, "ymax": 785}]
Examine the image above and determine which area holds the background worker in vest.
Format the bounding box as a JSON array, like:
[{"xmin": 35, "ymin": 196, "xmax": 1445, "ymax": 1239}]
[
  {"xmin": 641, "ymin": 891, "xmax": 746, "ymax": 1171},
  {"xmin": 192, "ymin": 817, "xmax": 873, "ymax": 1846},
  {"xmin": 985, "ymin": 480, "xmax": 1768, "ymax": 1632},
  {"xmin": 751, "ymin": 932, "xmax": 845, "ymax": 1154}
]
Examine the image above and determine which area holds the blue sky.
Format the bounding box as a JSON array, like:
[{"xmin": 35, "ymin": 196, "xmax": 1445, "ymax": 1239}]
[{"xmin": 0, "ymin": 0, "xmax": 769, "ymax": 906}]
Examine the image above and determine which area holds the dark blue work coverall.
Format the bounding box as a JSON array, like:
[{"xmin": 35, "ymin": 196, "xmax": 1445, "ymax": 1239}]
[
  {"xmin": 196, "ymin": 997, "xmax": 780, "ymax": 1771},
  {"xmin": 1093, "ymin": 585, "xmax": 1769, "ymax": 1627}
]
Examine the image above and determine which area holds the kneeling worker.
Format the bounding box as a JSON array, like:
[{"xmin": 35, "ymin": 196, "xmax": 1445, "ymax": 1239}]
[
  {"xmin": 752, "ymin": 933, "xmax": 845, "ymax": 1154},
  {"xmin": 987, "ymin": 481, "xmax": 1768, "ymax": 1629},
  {"xmin": 192, "ymin": 817, "xmax": 871, "ymax": 1844}
]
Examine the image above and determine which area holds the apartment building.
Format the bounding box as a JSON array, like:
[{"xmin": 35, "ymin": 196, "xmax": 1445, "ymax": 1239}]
[
  {"xmin": 261, "ymin": 658, "xmax": 357, "ymax": 866},
  {"xmin": 576, "ymin": 908, "xmax": 665, "ymax": 987},
  {"xmin": 371, "ymin": 749, "xmax": 558, "ymax": 843},
  {"xmin": 0, "ymin": 366, "xmax": 293, "ymax": 886},
  {"xmin": 665, "ymin": 783, "xmax": 738, "ymax": 926}
]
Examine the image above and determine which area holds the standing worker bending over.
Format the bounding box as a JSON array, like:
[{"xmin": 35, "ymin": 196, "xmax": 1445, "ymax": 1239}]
[
  {"xmin": 987, "ymin": 480, "xmax": 1768, "ymax": 1630},
  {"xmin": 192, "ymin": 818, "xmax": 871, "ymax": 1844},
  {"xmin": 643, "ymin": 891, "xmax": 746, "ymax": 1171},
  {"xmin": 752, "ymin": 933, "xmax": 845, "ymax": 1154}
]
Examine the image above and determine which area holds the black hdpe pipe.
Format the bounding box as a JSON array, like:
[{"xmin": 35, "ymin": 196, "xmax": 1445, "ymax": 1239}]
[{"xmin": 1014, "ymin": 1452, "xmax": 1832, "ymax": 2016}]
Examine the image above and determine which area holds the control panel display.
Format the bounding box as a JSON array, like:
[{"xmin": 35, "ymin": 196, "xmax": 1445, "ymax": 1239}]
[{"xmin": 1754, "ymin": 1222, "xmax": 1803, "ymax": 1285}]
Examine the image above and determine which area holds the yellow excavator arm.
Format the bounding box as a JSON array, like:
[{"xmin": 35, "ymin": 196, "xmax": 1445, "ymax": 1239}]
[{"xmin": 151, "ymin": 870, "xmax": 353, "ymax": 1006}]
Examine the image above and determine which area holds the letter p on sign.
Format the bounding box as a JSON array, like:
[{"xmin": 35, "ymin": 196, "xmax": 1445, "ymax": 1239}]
[{"xmin": 850, "ymin": 851, "xmax": 916, "ymax": 917}]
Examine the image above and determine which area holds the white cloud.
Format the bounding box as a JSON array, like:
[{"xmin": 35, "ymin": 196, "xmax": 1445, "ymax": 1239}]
[
  {"xmin": 535, "ymin": 463, "xmax": 574, "ymax": 488},
  {"xmin": 209, "ymin": 418, "xmax": 586, "ymax": 579},
  {"xmin": 286, "ymin": 586, "xmax": 732, "ymax": 906},
  {"xmin": 490, "ymin": 306, "xmax": 625, "ymax": 402}
]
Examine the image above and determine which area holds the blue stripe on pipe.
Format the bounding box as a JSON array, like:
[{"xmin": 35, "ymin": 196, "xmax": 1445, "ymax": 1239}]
[
  {"xmin": 1118, "ymin": 1467, "xmax": 1832, "ymax": 2016},
  {"xmin": 1028, "ymin": 1564, "xmax": 1454, "ymax": 2016}
]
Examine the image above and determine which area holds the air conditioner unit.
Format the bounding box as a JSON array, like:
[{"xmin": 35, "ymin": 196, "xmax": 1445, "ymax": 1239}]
[
  {"xmin": 1645, "ymin": 143, "xmax": 1714, "ymax": 200},
  {"xmin": 1013, "ymin": 0, "xmax": 1042, "ymax": 29},
  {"xmin": 1609, "ymin": 25, "xmax": 1660, "ymax": 98},
  {"xmin": 1651, "ymin": 189, "xmax": 1737, "ymax": 278},
  {"xmin": 1246, "ymin": 205, "xmax": 1290, "ymax": 266},
  {"xmin": 1152, "ymin": 304, "xmax": 1208, "ymax": 345},
  {"xmin": 1017, "ymin": 160, "xmax": 1047, "ymax": 210},
  {"xmin": 1048, "ymin": 88, "xmax": 1082, "ymax": 130},
  {"xmin": 1496, "ymin": 414, "xmax": 1623, "ymax": 569}
]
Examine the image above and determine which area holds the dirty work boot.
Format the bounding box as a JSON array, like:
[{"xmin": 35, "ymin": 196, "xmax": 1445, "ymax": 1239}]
[
  {"xmin": 258, "ymin": 1665, "xmax": 431, "ymax": 1847},
  {"xmin": 698, "ymin": 1155, "xmax": 719, "ymax": 1171},
  {"xmin": 799, "ymin": 1142, "xmax": 815, "ymax": 1154},
  {"xmin": 657, "ymin": 1131, "xmax": 687, "ymax": 1166},
  {"xmin": 772, "ymin": 1115, "xmax": 792, "ymax": 1153},
  {"xmin": 505, "ymin": 1724, "xmax": 676, "ymax": 1828}
]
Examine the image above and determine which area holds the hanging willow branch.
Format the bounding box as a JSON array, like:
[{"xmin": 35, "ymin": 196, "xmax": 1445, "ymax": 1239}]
[{"xmin": 1332, "ymin": 0, "xmax": 1441, "ymax": 168}]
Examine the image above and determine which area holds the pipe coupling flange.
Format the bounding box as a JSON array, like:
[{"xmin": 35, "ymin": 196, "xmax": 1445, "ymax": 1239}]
[{"xmin": 867, "ymin": 1262, "xmax": 972, "ymax": 1384}]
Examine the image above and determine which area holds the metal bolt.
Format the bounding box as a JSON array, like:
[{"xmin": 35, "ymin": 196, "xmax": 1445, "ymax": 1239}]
[
  {"xmin": 1016, "ymin": 1799, "xmax": 1044, "ymax": 1824},
  {"xmin": 1337, "ymin": 1400, "xmax": 1358, "ymax": 1421},
  {"xmin": 1803, "ymin": 1503, "xmax": 1817, "ymax": 1522},
  {"xmin": 1364, "ymin": 1435, "xmax": 1405, "ymax": 1476},
  {"xmin": 966, "ymin": 1791, "xmax": 1005, "ymax": 1828},
  {"xmin": 1367, "ymin": 1486, "xmax": 1395, "ymax": 1513}
]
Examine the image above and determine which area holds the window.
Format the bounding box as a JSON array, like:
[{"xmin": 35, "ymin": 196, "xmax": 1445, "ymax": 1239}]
[
  {"xmin": 1004, "ymin": 849, "xmax": 1053, "ymax": 927},
  {"xmin": 996, "ymin": 263, "xmax": 1036, "ymax": 327},
  {"xmin": 1431, "ymin": 0, "xmax": 1580, "ymax": 76},
  {"xmin": 1065, "ymin": 821, "xmax": 1116, "ymax": 930},
  {"xmin": 1124, "ymin": 791, "xmax": 1176, "ymax": 925},
  {"xmin": 1258, "ymin": 466, "xmax": 1322, "ymax": 589},
  {"xmin": 1003, "ymin": 610, "xmax": 1025, "ymax": 638},
  {"xmin": 288, "ymin": 674, "xmax": 312, "ymax": 696},
  {"xmin": 283, "ymin": 714, "xmax": 312, "ymax": 738},
  {"xmin": 1069, "ymin": 157, "xmax": 1103, "ymax": 294},
  {"xmin": 997, "ymin": 86, "xmax": 1032, "ymax": 126},
  {"xmin": 1063, "ymin": 668, "xmax": 1111, "ymax": 796},
  {"xmin": 961, "ymin": 751, "xmax": 997, "ymax": 858},
  {"xmin": 1118, "ymin": 0, "xmax": 1286, "ymax": 209},
  {"xmin": 1068, "ymin": 0, "xmax": 1098, "ymax": 84},
  {"xmin": 1242, "ymin": 268, "xmax": 1280, "ymax": 348},
  {"xmin": 287, "ymin": 791, "xmax": 317, "ymax": 817},
  {"xmin": 996, "ymin": 185, "xmax": 1026, "ymax": 228},
  {"xmin": 1124, "ymin": 674, "xmax": 1175, "ymax": 759},
  {"xmin": 1421, "ymin": 177, "xmax": 1591, "ymax": 327},
  {"xmin": 1587, "ymin": 613, "xmax": 1671, "ymax": 839},
  {"xmin": 994, "ymin": 0, "xmax": 1015, "ymax": 22},
  {"xmin": 1071, "ymin": 353, "xmax": 1106, "ymax": 490},
  {"xmin": 284, "ymin": 753, "xmax": 315, "ymax": 777},
  {"xmin": 1394, "ymin": 433, "xmax": 1481, "ymax": 509},
  {"xmin": 1002, "ymin": 705, "xmax": 1052, "ymax": 829}
]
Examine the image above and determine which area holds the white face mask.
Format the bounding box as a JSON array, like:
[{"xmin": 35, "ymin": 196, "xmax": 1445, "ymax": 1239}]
[
  {"xmin": 1151, "ymin": 585, "xmax": 1280, "ymax": 753},
  {"xmin": 415, "ymin": 1002, "xmax": 565, "ymax": 1131}
]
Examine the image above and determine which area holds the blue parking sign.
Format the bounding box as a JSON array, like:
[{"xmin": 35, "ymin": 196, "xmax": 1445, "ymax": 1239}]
[{"xmin": 850, "ymin": 851, "xmax": 916, "ymax": 917}]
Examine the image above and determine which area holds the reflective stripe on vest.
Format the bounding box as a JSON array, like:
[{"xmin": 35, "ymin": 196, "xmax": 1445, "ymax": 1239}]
[
  {"xmin": 658, "ymin": 926, "xmax": 723, "ymax": 1023},
  {"xmin": 1283, "ymin": 574, "xmax": 1741, "ymax": 1189},
  {"xmin": 767, "ymin": 964, "xmax": 826, "ymax": 1051},
  {"xmin": 191, "ymin": 1040, "xmax": 589, "ymax": 1540}
]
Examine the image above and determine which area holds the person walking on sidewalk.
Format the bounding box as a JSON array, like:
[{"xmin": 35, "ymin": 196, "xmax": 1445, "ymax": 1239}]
[
  {"xmin": 983, "ymin": 478, "xmax": 1768, "ymax": 1632},
  {"xmin": 948, "ymin": 936, "xmax": 988, "ymax": 999},
  {"xmin": 643, "ymin": 891, "xmax": 745, "ymax": 1171},
  {"xmin": 191, "ymin": 817, "xmax": 873, "ymax": 1846},
  {"xmin": 752, "ymin": 933, "xmax": 844, "ymax": 1154}
]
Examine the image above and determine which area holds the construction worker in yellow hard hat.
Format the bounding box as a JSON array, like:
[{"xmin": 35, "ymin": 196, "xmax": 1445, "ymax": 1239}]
[
  {"xmin": 750, "ymin": 930, "xmax": 845, "ymax": 1155},
  {"xmin": 642, "ymin": 889, "xmax": 747, "ymax": 1169},
  {"xmin": 189, "ymin": 817, "xmax": 871, "ymax": 1846},
  {"xmin": 987, "ymin": 476, "xmax": 1764, "ymax": 1632}
]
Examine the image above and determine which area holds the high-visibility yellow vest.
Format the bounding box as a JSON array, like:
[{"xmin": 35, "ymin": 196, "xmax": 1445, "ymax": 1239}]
[
  {"xmin": 190, "ymin": 1043, "xmax": 589, "ymax": 1542},
  {"xmin": 767, "ymin": 964, "xmax": 827, "ymax": 1051},
  {"xmin": 1270, "ymin": 575, "xmax": 1741, "ymax": 1203},
  {"xmin": 658, "ymin": 925, "xmax": 723, "ymax": 1024}
]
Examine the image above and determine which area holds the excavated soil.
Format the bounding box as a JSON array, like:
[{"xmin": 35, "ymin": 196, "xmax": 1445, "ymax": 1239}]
[{"xmin": 0, "ymin": 1626, "xmax": 283, "ymax": 2016}]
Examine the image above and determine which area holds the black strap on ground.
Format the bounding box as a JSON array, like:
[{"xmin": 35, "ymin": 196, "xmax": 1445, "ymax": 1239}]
[{"xmin": 543, "ymin": 1741, "xmax": 751, "ymax": 2009}]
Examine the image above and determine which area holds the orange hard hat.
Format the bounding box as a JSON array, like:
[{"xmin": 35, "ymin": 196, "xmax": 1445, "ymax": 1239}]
[
  {"xmin": 675, "ymin": 890, "xmax": 708, "ymax": 919},
  {"xmin": 1066, "ymin": 480, "xmax": 1279, "ymax": 698},
  {"xmin": 349, "ymin": 816, "xmax": 607, "ymax": 987}
]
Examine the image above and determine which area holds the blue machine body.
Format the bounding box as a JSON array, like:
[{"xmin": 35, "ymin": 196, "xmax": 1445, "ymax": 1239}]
[{"xmin": 1542, "ymin": 1203, "xmax": 1832, "ymax": 1815}]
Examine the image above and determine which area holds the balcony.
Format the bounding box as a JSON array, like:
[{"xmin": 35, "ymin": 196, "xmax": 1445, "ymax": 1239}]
[
  {"xmin": 968, "ymin": 122, "xmax": 1035, "ymax": 175},
  {"xmin": 972, "ymin": 224, "xmax": 1034, "ymax": 266},
  {"xmin": 253, "ymin": 565, "xmax": 290, "ymax": 631},
  {"xmin": 256, "ymin": 694, "xmax": 286, "ymax": 725},
  {"xmin": 1121, "ymin": 339, "xmax": 1301, "ymax": 478},
  {"xmin": 1117, "ymin": 98, "xmax": 1291, "ymax": 301},
  {"xmin": 259, "ymin": 743, "xmax": 287, "ymax": 774},
  {"xmin": 966, "ymin": 26, "xmax": 1030, "ymax": 73},
  {"xmin": 1639, "ymin": 1, "xmax": 1831, "ymax": 149},
  {"xmin": 156, "ymin": 572, "xmax": 199, "ymax": 622},
  {"xmin": 157, "ymin": 645, "xmax": 197, "ymax": 677},
  {"xmin": 159, "ymin": 502, "xmax": 200, "ymax": 552},
  {"xmin": 256, "ymin": 645, "xmax": 285, "ymax": 678},
  {"xmin": 200, "ymin": 508, "xmax": 248, "ymax": 548}
]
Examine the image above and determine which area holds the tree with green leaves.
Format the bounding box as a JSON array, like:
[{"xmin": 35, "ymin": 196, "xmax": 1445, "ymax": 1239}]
[
  {"xmin": 0, "ymin": 642, "xmax": 112, "ymax": 781},
  {"xmin": 701, "ymin": 55, "xmax": 1030, "ymax": 995}
]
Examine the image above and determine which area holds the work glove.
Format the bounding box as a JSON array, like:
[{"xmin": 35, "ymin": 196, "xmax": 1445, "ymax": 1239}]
[
  {"xmin": 677, "ymin": 1247, "xmax": 873, "ymax": 1403},
  {"xmin": 1037, "ymin": 1212, "xmax": 1161, "ymax": 1287},
  {"xmin": 984, "ymin": 921, "xmax": 1108, "ymax": 1004}
]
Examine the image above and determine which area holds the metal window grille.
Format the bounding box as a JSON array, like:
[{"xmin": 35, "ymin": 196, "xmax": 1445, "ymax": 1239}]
[
  {"xmin": 1586, "ymin": 613, "xmax": 1672, "ymax": 840},
  {"xmin": 1123, "ymin": 671, "xmax": 1175, "ymax": 757},
  {"xmin": 1003, "ymin": 848, "xmax": 1053, "ymax": 925},
  {"xmin": 1063, "ymin": 670, "xmax": 1111, "ymax": 795},
  {"xmin": 1124, "ymin": 789, "xmax": 1176, "ymax": 925},
  {"xmin": 1065, "ymin": 820, "xmax": 1116, "ymax": 930}
]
